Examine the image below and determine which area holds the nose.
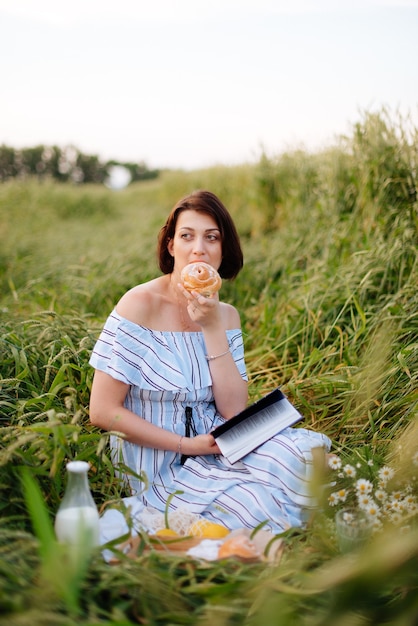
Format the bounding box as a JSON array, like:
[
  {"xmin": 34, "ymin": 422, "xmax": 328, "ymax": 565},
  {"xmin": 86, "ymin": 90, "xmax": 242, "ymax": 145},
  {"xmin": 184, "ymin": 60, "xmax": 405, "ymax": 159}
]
[{"xmin": 192, "ymin": 236, "xmax": 206, "ymax": 256}]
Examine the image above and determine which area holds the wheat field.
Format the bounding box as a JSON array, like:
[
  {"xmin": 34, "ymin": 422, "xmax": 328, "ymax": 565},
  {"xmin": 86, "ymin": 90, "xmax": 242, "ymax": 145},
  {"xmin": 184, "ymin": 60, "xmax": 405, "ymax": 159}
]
[{"xmin": 0, "ymin": 109, "xmax": 417, "ymax": 625}]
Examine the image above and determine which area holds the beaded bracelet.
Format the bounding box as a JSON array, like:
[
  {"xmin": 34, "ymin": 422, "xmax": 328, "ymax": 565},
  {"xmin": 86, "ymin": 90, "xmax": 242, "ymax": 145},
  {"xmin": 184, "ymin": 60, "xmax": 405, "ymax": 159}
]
[{"xmin": 205, "ymin": 348, "xmax": 230, "ymax": 361}]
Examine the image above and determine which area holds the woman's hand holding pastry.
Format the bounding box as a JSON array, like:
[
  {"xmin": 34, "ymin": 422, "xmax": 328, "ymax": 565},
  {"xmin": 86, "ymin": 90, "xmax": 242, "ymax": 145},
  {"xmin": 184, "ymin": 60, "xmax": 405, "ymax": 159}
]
[
  {"xmin": 178, "ymin": 283, "xmax": 221, "ymax": 327},
  {"xmin": 178, "ymin": 262, "xmax": 223, "ymax": 328}
]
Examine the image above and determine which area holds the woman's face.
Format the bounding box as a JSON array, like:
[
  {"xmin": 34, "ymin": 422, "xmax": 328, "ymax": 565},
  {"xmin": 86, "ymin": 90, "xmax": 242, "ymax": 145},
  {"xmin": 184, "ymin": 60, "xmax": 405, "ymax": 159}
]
[{"xmin": 168, "ymin": 209, "xmax": 222, "ymax": 273}]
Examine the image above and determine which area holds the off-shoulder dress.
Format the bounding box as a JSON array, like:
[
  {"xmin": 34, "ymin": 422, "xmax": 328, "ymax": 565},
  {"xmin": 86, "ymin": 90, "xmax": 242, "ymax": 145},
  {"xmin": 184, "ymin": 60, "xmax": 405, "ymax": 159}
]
[{"xmin": 90, "ymin": 310, "xmax": 331, "ymax": 533}]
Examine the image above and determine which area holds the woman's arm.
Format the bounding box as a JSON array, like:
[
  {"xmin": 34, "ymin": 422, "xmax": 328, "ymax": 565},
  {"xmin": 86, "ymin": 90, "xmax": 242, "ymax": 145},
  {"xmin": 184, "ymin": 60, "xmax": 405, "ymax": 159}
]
[
  {"xmin": 202, "ymin": 304, "xmax": 248, "ymax": 419},
  {"xmin": 180, "ymin": 287, "xmax": 248, "ymax": 419},
  {"xmin": 90, "ymin": 370, "xmax": 181, "ymax": 450},
  {"xmin": 89, "ymin": 370, "xmax": 220, "ymax": 456}
]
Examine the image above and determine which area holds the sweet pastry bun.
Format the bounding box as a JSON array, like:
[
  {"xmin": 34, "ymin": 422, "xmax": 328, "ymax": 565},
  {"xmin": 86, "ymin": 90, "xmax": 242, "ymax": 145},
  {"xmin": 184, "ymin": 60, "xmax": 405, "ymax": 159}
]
[
  {"xmin": 218, "ymin": 534, "xmax": 261, "ymax": 560},
  {"xmin": 181, "ymin": 262, "xmax": 222, "ymax": 297}
]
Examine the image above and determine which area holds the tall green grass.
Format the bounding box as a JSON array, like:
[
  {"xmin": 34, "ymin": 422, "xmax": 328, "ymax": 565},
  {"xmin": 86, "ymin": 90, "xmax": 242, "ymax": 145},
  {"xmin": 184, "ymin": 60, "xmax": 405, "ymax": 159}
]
[{"xmin": 0, "ymin": 109, "xmax": 417, "ymax": 624}]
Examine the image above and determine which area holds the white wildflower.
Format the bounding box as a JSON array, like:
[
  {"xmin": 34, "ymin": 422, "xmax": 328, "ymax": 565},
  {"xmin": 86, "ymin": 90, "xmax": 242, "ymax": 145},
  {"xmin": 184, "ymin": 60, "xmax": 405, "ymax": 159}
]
[
  {"xmin": 378, "ymin": 466, "xmax": 395, "ymax": 484},
  {"xmin": 355, "ymin": 478, "xmax": 373, "ymax": 495},
  {"xmin": 328, "ymin": 455, "xmax": 342, "ymax": 470},
  {"xmin": 358, "ymin": 494, "xmax": 373, "ymax": 509},
  {"xmin": 328, "ymin": 492, "xmax": 340, "ymax": 506},
  {"xmin": 391, "ymin": 491, "xmax": 403, "ymax": 501},
  {"xmin": 405, "ymin": 500, "xmax": 418, "ymax": 515},
  {"xmin": 382, "ymin": 501, "xmax": 393, "ymax": 515},
  {"xmin": 336, "ymin": 489, "xmax": 348, "ymax": 502},
  {"xmin": 389, "ymin": 499, "xmax": 402, "ymax": 512},
  {"xmin": 389, "ymin": 512, "xmax": 402, "ymax": 525},
  {"xmin": 343, "ymin": 464, "xmax": 357, "ymax": 478},
  {"xmin": 329, "ymin": 451, "xmax": 417, "ymax": 533},
  {"xmin": 365, "ymin": 502, "xmax": 381, "ymax": 518},
  {"xmin": 341, "ymin": 510, "xmax": 356, "ymax": 524},
  {"xmin": 375, "ymin": 489, "xmax": 387, "ymax": 502},
  {"xmin": 403, "ymin": 493, "xmax": 416, "ymax": 506}
]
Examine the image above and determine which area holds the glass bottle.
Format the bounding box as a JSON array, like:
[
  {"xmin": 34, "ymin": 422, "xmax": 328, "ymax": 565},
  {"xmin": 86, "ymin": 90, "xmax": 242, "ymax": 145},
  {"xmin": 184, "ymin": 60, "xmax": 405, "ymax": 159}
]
[{"xmin": 54, "ymin": 460, "xmax": 100, "ymax": 547}]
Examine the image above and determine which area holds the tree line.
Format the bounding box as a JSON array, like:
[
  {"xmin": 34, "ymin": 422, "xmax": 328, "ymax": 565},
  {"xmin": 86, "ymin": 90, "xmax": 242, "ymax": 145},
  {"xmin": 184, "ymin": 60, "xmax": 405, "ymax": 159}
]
[{"xmin": 0, "ymin": 144, "xmax": 159, "ymax": 185}]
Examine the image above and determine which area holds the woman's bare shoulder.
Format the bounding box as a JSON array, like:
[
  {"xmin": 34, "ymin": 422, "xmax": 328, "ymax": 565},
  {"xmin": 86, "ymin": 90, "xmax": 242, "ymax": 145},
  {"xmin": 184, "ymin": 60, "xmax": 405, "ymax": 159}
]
[
  {"xmin": 116, "ymin": 277, "xmax": 167, "ymax": 326},
  {"xmin": 220, "ymin": 302, "xmax": 241, "ymax": 330}
]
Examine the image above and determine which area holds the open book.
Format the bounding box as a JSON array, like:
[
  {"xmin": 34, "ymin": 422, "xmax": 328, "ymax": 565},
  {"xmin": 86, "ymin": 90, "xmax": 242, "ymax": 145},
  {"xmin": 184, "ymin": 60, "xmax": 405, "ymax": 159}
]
[{"xmin": 212, "ymin": 388, "xmax": 303, "ymax": 464}]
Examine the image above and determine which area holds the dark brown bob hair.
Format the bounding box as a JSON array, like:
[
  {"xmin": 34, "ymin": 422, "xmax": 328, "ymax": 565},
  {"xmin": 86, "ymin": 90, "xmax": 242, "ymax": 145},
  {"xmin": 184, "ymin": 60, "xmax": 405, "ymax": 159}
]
[{"xmin": 157, "ymin": 190, "xmax": 244, "ymax": 279}]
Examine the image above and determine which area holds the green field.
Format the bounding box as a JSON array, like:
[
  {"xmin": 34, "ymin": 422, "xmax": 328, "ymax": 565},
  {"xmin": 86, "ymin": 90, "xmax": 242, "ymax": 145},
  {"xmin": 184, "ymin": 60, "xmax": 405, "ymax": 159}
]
[{"xmin": 1, "ymin": 110, "xmax": 417, "ymax": 625}]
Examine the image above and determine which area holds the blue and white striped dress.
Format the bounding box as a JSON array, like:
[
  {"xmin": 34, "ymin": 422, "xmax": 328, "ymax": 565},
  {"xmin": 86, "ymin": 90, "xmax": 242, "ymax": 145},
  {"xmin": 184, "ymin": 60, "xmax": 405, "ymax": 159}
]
[{"xmin": 90, "ymin": 310, "xmax": 331, "ymax": 533}]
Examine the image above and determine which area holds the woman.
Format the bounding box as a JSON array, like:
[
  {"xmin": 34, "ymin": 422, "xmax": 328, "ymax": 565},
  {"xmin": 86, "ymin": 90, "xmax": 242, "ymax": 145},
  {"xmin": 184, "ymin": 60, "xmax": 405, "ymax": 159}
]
[{"xmin": 89, "ymin": 190, "xmax": 331, "ymax": 536}]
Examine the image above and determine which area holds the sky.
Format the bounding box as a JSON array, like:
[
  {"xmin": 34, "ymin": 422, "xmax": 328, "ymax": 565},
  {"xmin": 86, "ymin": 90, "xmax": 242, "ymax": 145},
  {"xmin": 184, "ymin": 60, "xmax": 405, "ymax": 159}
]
[{"xmin": 1, "ymin": 0, "xmax": 417, "ymax": 170}]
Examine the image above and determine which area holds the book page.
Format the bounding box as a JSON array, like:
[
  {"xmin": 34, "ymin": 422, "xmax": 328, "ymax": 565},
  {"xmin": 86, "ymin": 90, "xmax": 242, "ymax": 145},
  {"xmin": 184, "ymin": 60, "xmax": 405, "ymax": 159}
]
[{"xmin": 215, "ymin": 397, "xmax": 301, "ymax": 464}]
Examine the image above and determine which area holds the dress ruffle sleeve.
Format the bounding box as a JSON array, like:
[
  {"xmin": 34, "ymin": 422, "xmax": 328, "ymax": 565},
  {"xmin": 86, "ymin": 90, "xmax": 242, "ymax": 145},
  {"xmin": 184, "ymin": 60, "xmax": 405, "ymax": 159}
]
[{"xmin": 89, "ymin": 310, "xmax": 247, "ymax": 391}]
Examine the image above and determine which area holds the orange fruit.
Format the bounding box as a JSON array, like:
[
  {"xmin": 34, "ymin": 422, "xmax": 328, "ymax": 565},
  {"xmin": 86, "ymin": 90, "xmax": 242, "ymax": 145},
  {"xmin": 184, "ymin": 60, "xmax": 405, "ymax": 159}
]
[
  {"xmin": 188, "ymin": 519, "xmax": 229, "ymax": 539},
  {"xmin": 155, "ymin": 528, "xmax": 180, "ymax": 537}
]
